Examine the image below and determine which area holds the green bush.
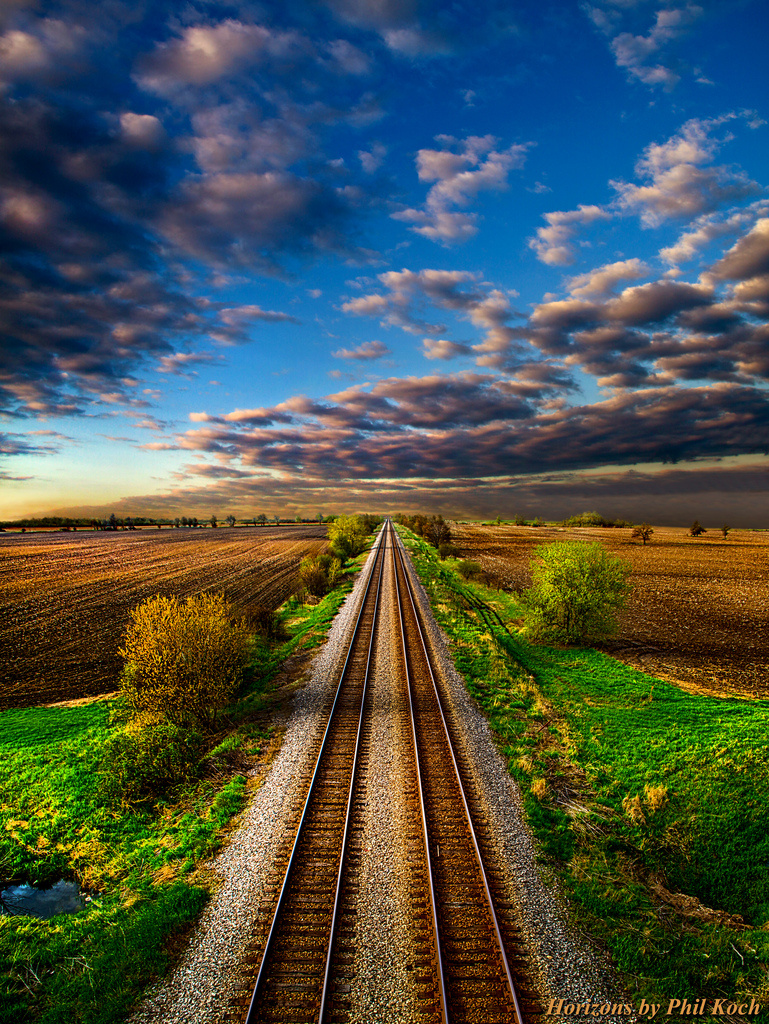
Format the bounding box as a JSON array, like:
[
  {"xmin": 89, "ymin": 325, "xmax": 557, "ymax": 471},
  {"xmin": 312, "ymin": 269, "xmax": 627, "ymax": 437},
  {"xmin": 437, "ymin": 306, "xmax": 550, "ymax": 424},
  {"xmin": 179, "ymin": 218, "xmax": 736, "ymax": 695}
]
[
  {"xmin": 327, "ymin": 514, "xmax": 370, "ymax": 560},
  {"xmin": 456, "ymin": 559, "xmax": 482, "ymax": 580},
  {"xmin": 299, "ymin": 553, "xmax": 342, "ymax": 596},
  {"xmin": 99, "ymin": 716, "xmax": 202, "ymax": 804},
  {"xmin": 521, "ymin": 541, "xmax": 632, "ymax": 643},
  {"xmin": 119, "ymin": 592, "xmax": 251, "ymax": 728}
]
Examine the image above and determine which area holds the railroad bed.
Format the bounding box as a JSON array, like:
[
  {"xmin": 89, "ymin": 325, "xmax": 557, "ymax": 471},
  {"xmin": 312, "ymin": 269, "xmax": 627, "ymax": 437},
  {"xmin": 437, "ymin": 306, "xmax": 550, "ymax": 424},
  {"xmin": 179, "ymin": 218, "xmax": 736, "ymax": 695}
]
[{"xmin": 234, "ymin": 521, "xmax": 540, "ymax": 1024}]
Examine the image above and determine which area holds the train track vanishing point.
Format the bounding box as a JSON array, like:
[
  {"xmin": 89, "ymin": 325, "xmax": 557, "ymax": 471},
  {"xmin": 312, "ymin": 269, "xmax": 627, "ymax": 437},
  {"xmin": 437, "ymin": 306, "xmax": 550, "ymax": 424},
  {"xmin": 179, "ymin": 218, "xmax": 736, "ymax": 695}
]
[{"xmin": 239, "ymin": 520, "xmax": 537, "ymax": 1024}]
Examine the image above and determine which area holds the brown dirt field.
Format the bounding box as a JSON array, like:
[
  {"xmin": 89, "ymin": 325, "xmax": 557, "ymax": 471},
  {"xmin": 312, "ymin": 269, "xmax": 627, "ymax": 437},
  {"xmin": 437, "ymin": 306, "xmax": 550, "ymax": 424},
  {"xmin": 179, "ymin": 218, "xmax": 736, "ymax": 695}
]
[
  {"xmin": 451, "ymin": 523, "xmax": 769, "ymax": 700},
  {"xmin": 0, "ymin": 525, "xmax": 327, "ymax": 711}
]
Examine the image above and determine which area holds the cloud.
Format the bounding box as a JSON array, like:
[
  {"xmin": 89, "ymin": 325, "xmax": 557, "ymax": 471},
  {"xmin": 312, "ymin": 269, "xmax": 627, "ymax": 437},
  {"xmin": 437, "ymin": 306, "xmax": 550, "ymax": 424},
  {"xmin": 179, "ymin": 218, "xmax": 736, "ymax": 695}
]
[
  {"xmin": 332, "ymin": 340, "xmax": 391, "ymax": 360},
  {"xmin": 660, "ymin": 205, "xmax": 769, "ymax": 266},
  {"xmin": 709, "ymin": 218, "xmax": 769, "ymax": 282},
  {"xmin": 159, "ymin": 170, "xmax": 359, "ymax": 271},
  {"xmin": 567, "ymin": 259, "xmax": 651, "ymax": 298},
  {"xmin": 171, "ymin": 379, "xmax": 769, "ymax": 487},
  {"xmin": 393, "ymin": 134, "xmax": 530, "ymax": 243},
  {"xmin": 587, "ymin": 2, "xmax": 704, "ymax": 90},
  {"xmin": 530, "ymin": 117, "xmax": 763, "ymax": 268},
  {"xmin": 612, "ymin": 116, "xmax": 762, "ymax": 227},
  {"xmin": 422, "ymin": 338, "xmax": 474, "ymax": 360},
  {"xmin": 156, "ymin": 352, "xmax": 219, "ymax": 375},
  {"xmin": 321, "ymin": 0, "xmax": 510, "ymax": 56},
  {"xmin": 342, "ymin": 267, "xmax": 523, "ymax": 365},
  {"xmin": 529, "ymin": 205, "xmax": 610, "ymax": 266},
  {"xmin": 135, "ymin": 21, "xmax": 302, "ymax": 95},
  {"xmin": 358, "ymin": 142, "xmax": 387, "ymax": 173}
]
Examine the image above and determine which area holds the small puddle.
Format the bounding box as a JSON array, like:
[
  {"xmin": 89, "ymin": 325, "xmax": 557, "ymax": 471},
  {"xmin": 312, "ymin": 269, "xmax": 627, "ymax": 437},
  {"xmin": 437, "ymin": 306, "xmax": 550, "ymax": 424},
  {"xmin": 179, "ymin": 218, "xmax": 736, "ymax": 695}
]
[{"xmin": 0, "ymin": 880, "xmax": 85, "ymax": 919}]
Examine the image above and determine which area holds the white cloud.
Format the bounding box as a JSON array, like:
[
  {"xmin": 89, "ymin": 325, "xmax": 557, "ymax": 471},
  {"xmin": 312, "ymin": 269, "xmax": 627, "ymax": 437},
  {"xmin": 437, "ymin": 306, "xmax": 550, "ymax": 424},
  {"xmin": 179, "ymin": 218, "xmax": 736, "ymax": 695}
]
[
  {"xmin": 393, "ymin": 134, "xmax": 530, "ymax": 244},
  {"xmin": 612, "ymin": 116, "xmax": 761, "ymax": 227},
  {"xmin": 529, "ymin": 205, "xmax": 610, "ymax": 266},
  {"xmin": 567, "ymin": 258, "xmax": 651, "ymax": 298},
  {"xmin": 588, "ymin": 2, "xmax": 703, "ymax": 90},
  {"xmin": 332, "ymin": 340, "xmax": 391, "ymax": 360}
]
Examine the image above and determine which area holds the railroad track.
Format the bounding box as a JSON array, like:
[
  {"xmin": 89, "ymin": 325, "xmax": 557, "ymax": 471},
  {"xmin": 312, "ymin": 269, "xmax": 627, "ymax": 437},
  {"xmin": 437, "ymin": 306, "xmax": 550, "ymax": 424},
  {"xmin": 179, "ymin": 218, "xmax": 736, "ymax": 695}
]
[{"xmin": 239, "ymin": 520, "xmax": 537, "ymax": 1024}]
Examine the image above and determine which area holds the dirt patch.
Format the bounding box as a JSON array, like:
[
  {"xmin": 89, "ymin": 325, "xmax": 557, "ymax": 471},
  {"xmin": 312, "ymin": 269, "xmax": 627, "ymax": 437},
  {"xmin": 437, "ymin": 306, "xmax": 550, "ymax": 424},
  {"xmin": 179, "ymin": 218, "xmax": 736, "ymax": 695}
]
[
  {"xmin": 0, "ymin": 526, "xmax": 327, "ymax": 711},
  {"xmin": 452, "ymin": 523, "xmax": 769, "ymax": 699}
]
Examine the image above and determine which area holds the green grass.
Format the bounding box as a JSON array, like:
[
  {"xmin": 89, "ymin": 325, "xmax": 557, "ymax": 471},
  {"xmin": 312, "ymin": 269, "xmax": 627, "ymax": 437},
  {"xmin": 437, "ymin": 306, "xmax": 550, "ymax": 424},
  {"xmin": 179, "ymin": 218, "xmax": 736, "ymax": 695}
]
[
  {"xmin": 397, "ymin": 526, "xmax": 769, "ymax": 1013},
  {"xmin": 0, "ymin": 553, "xmax": 367, "ymax": 1024}
]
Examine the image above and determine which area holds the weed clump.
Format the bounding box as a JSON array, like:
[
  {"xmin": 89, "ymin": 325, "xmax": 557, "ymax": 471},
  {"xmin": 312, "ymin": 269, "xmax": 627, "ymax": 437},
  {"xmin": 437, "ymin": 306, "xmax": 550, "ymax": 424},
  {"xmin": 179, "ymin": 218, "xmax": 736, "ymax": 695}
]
[{"xmin": 119, "ymin": 592, "xmax": 250, "ymax": 729}]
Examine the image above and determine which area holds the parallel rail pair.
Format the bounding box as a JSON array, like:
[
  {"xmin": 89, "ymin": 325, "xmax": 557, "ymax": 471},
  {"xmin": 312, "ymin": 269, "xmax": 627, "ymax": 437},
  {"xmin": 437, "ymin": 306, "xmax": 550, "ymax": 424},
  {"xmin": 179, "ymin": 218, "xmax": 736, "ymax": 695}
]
[{"xmin": 243, "ymin": 520, "xmax": 527, "ymax": 1024}]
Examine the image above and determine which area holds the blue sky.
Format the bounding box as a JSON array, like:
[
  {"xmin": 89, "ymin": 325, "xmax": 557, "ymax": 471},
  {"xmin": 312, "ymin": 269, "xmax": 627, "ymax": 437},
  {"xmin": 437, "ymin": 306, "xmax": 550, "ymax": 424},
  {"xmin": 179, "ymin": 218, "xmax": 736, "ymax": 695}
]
[{"xmin": 1, "ymin": 0, "xmax": 768, "ymax": 523}]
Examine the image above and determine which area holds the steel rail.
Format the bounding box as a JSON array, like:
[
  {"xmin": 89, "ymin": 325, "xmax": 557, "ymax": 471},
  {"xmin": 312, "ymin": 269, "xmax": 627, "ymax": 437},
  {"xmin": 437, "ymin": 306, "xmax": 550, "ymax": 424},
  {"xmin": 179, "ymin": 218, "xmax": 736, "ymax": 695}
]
[
  {"xmin": 244, "ymin": 524, "xmax": 388, "ymax": 1024},
  {"xmin": 390, "ymin": 519, "xmax": 450, "ymax": 1024},
  {"xmin": 392, "ymin": 525, "xmax": 525, "ymax": 1024},
  {"xmin": 317, "ymin": 521, "xmax": 386, "ymax": 1020}
]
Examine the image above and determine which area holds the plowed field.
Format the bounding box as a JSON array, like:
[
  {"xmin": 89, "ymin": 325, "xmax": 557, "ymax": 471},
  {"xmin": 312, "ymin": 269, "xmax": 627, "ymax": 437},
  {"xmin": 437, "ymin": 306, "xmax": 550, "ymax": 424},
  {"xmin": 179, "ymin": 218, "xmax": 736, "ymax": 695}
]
[
  {"xmin": 0, "ymin": 526, "xmax": 327, "ymax": 711},
  {"xmin": 452, "ymin": 523, "xmax": 769, "ymax": 699}
]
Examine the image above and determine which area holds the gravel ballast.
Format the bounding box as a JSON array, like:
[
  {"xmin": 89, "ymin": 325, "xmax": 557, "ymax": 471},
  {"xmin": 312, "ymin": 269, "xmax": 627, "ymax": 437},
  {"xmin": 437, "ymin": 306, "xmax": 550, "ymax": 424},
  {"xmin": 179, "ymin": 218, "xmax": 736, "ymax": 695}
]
[{"xmin": 132, "ymin": 528, "xmax": 634, "ymax": 1023}]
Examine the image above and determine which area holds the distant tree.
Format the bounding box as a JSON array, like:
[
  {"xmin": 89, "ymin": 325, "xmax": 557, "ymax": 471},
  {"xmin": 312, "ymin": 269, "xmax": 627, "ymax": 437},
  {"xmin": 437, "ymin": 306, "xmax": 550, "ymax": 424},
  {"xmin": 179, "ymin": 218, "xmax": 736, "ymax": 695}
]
[
  {"xmin": 721, "ymin": 524, "xmax": 730, "ymax": 538},
  {"xmin": 631, "ymin": 523, "xmax": 654, "ymax": 545},
  {"xmin": 689, "ymin": 520, "xmax": 706, "ymax": 537},
  {"xmin": 225, "ymin": 514, "xmax": 236, "ymax": 528},
  {"xmin": 209, "ymin": 514, "xmax": 217, "ymax": 528},
  {"xmin": 426, "ymin": 514, "xmax": 452, "ymax": 549},
  {"xmin": 192, "ymin": 517, "xmax": 199, "ymax": 528},
  {"xmin": 108, "ymin": 513, "xmax": 118, "ymax": 531},
  {"xmin": 296, "ymin": 512, "xmax": 303, "ymax": 523},
  {"xmin": 256, "ymin": 513, "xmax": 268, "ymax": 526},
  {"xmin": 174, "ymin": 518, "xmax": 180, "ymax": 528},
  {"xmin": 274, "ymin": 514, "xmax": 280, "ymax": 525},
  {"xmin": 522, "ymin": 541, "xmax": 632, "ymax": 644},
  {"xmin": 317, "ymin": 511, "xmax": 324, "ymax": 524}
]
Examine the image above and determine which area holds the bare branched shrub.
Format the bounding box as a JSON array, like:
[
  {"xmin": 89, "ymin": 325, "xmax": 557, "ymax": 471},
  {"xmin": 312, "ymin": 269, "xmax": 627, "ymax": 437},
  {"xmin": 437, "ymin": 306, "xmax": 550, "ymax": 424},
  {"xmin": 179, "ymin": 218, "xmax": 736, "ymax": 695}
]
[{"xmin": 119, "ymin": 592, "xmax": 250, "ymax": 729}]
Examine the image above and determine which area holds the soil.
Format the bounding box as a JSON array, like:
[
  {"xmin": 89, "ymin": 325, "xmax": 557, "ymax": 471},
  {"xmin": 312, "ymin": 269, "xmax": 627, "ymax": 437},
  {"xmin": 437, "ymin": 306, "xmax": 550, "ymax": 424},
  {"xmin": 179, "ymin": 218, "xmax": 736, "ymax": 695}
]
[
  {"xmin": 0, "ymin": 525, "xmax": 327, "ymax": 711},
  {"xmin": 451, "ymin": 523, "xmax": 769, "ymax": 700}
]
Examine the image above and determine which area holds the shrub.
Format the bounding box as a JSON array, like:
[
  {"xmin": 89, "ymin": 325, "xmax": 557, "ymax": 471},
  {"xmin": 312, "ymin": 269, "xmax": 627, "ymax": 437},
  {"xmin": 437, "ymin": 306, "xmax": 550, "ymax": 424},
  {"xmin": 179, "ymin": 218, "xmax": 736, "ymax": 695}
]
[
  {"xmin": 99, "ymin": 716, "xmax": 202, "ymax": 804},
  {"xmin": 396, "ymin": 513, "xmax": 452, "ymax": 550},
  {"xmin": 438, "ymin": 542, "xmax": 460, "ymax": 559},
  {"xmin": 328, "ymin": 514, "xmax": 369, "ymax": 560},
  {"xmin": 248, "ymin": 603, "xmax": 285, "ymax": 640},
  {"xmin": 562, "ymin": 511, "xmax": 606, "ymax": 527},
  {"xmin": 689, "ymin": 520, "xmax": 706, "ymax": 537},
  {"xmin": 456, "ymin": 559, "xmax": 483, "ymax": 580},
  {"xmin": 119, "ymin": 593, "xmax": 251, "ymax": 729},
  {"xmin": 299, "ymin": 553, "xmax": 342, "ymax": 597},
  {"xmin": 521, "ymin": 541, "xmax": 632, "ymax": 644}
]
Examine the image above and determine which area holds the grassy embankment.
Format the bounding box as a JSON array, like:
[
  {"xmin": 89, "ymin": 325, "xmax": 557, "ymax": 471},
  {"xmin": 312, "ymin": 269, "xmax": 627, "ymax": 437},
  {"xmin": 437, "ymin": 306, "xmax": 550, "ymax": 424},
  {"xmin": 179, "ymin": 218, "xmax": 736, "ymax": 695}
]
[
  {"xmin": 0, "ymin": 555, "xmax": 366, "ymax": 1024},
  {"xmin": 397, "ymin": 526, "xmax": 769, "ymax": 1014}
]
